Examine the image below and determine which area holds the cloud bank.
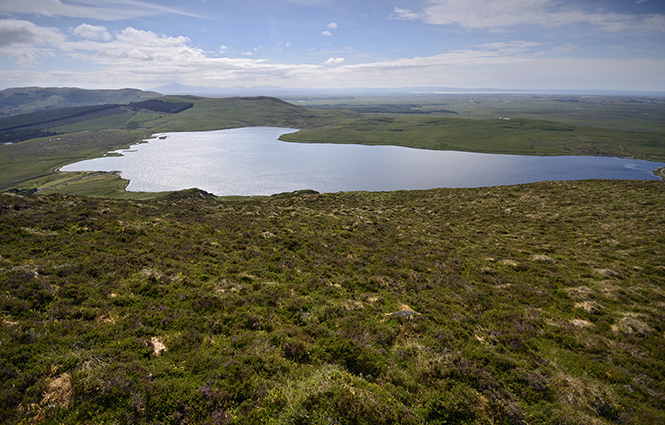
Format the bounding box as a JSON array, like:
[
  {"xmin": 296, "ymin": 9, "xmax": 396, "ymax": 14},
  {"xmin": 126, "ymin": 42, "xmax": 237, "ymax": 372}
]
[
  {"xmin": 1, "ymin": 18, "xmax": 662, "ymax": 91},
  {"xmin": 0, "ymin": 0, "xmax": 204, "ymax": 21},
  {"xmin": 394, "ymin": 0, "xmax": 665, "ymax": 32},
  {"xmin": 0, "ymin": 1, "xmax": 663, "ymax": 91}
]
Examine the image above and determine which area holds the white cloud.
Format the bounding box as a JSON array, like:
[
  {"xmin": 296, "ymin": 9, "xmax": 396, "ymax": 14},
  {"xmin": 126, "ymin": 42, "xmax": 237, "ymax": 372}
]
[
  {"xmin": 392, "ymin": 7, "xmax": 422, "ymax": 21},
  {"xmin": 90, "ymin": 27, "xmax": 203, "ymax": 64},
  {"xmin": 320, "ymin": 30, "xmax": 333, "ymax": 37},
  {"xmin": 641, "ymin": 14, "xmax": 665, "ymax": 32},
  {"xmin": 324, "ymin": 57, "xmax": 344, "ymax": 65},
  {"xmin": 327, "ymin": 22, "xmax": 337, "ymax": 29},
  {"xmin": 1, "ymin": 21, "xmax": 662, "ymax": 91},
  {"xmin": 276, "ymin": 41, "xmax": 292, "ymax": 54},
  {"xmin": 340, "ymin": 41, "xmax": 539, "ymax": 72},
  {"xmin": 422, "ymin": 0, "xmax": 557, "ymax": 28},
  {"xmin": 309, "ymin": 52, "xmax": 665, "ymax": 91},
  {"xmin": 219, "ymin": 45, "xmax": 228, "ymax": 54},
  {"xmin": 551, "ymin": 43, "xmax": 580, "ymax": 53},
  {"xmin": 0, "ymin": 19, "xmax": 67, "ymax": 66},
  {"xmin": 419, "ymin": 0, "xmax": 665, "ymax": 32},
  {"xmin": 0, "ymin": 21, "xmax": 280, "ymax": 83},
  {"xmin": 71, "ymin": 24, "xmax": 112, "ymax": 41},
  {"xmin": 0, "ymin": 0, "xmax": 205, "ymax": 21},
  {"xmin": 0, "ymin": 19, "xmax": 66, "ymax": 48}
]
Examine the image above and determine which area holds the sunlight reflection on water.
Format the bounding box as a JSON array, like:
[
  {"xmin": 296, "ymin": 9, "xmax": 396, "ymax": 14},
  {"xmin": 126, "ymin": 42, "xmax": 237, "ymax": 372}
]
[{"xmin": 61, "ymin": 127, "xmax": 665, "ymax": 196}]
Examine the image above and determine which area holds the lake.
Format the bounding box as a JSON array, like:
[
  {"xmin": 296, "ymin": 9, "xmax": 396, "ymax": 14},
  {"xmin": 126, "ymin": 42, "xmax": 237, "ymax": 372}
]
[{"xmin": 60, "ymin": 126, "xmax": 665, "ymax": 196}]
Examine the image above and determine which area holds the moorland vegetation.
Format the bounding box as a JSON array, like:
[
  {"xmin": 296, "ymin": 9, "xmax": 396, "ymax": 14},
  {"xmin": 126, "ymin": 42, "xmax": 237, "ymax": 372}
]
[{"xmin": 1, "ymin": 180, "xmax": 664, "ymax": 424}]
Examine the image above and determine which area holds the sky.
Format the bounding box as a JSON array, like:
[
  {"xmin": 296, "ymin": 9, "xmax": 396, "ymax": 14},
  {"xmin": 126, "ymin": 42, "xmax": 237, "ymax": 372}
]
[{"xmin": 1, "ymin": 0, "xmax": 664, "ymax": 92}]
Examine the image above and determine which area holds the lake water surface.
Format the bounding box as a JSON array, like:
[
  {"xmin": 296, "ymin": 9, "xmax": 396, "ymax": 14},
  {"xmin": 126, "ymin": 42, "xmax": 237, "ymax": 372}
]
[{"xmin": 60, "ymin": 127, "xmax": 665, "ymax": 196}]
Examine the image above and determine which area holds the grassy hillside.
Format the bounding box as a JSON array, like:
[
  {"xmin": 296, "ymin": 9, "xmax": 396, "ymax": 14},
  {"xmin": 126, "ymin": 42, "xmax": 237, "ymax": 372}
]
[
  {"xmin": 0, "ymin": 100, "xmax": 196, "ymax": 145},
  {"xmin": 27, "ymin": 95, "xmax": 351, "ymax": 136},
  {"xmin": 0, "ymin": 87, "xmax": 161, "ymax": 117},
  {"xmin": 0, "ymin": 130, "xmax": 148, "ymax": 194},
  {"xmin": 1, "ymin": 180, "xmax": 664, "ymax": 424}
]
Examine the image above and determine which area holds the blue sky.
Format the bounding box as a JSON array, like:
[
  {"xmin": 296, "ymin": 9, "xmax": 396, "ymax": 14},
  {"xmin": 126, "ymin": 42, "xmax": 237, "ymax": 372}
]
[{"xmin": 1, "ymin": 0, "xmax": 664, "ymax": 92}]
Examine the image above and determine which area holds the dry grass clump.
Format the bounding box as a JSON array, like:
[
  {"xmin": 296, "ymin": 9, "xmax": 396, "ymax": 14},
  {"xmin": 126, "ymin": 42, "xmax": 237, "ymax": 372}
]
[
  {"xmin": 565, "ymin": 286, "xmax": 594, "ymax": 300},
  {"xmin": 341, "ymin": 299, "xmax": 364, "ymax": 311},
  {"xmin": 96, "ymin": 314, "xmax": 117, "ymax": 324},
  {"xmin": 594, "ymin": 268, "xmax": 621, "ymax": 278},
  {"xmin": 611, "ymin": 316, "xmax": 652, "ymax": 336},
  {"xmin": 570, "ymin": 319, "xmax": 594, "ymax": 328},
  {"xmin": 593, "ymin": 280, "xmax": 619, "ymax": 299},
  {"xmin": 531, "ymin": 254, "xmax": 556, "ymax": 263},
  {"xmin": 499, "ymin": 259, "xmax": 520, "ymax": 268},
  {"xmin": 574, "ymin": 301, "xmax": 602, "ymax": 313},
  {"xmin": 41, "ymin": 373, "xmax": 72, "ymax": 409},
  {"xmin": 150, "ymin": 336, "xmax": 167, "ymax": 356}
]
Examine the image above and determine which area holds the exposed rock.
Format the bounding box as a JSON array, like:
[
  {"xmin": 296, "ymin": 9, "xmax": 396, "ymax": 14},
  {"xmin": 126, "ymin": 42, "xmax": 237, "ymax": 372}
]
[{"xmin": 386, "ymin": 304, "xmax": 420, "ymax": 318}]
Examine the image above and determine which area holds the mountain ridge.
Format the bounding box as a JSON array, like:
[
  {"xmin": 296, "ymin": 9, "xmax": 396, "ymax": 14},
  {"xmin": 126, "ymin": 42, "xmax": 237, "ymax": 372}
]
[{"xmin": 0, "ymin": 87, "xmax": 162, "ymax": 117}]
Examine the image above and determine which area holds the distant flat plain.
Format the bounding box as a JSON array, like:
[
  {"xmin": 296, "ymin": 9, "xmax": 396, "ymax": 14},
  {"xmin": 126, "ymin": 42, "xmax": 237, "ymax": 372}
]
[{"xmin": 294, "ymin": 93, "xmax": 665, "ymax": 133}]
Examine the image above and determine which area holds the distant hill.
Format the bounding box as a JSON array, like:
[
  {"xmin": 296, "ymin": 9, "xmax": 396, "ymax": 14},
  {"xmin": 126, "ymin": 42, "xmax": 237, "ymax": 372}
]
[
  {"xmin": 0, "ymin": 95, "xmax": 351, "ymax": 147},
  {"xmin": 150, "ymin": 83, "xmax": 218, "ymax": 95},
  {"xmin": 0, "ymin": 98, "xmax": 196, "ymax": 145},
  {"xmin": 0, "ymin": 95, "xmax": 356, "ymax": 191},
  {"xmin": 0, "ymin": 87, "xmax": 162, "ymax": 117}
]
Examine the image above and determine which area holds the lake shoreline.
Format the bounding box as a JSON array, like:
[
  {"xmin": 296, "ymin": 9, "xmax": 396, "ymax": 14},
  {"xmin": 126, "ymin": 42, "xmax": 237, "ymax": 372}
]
[{"xmin": 60, "ymin": 127, "xmax": 665, "ymax": 196}]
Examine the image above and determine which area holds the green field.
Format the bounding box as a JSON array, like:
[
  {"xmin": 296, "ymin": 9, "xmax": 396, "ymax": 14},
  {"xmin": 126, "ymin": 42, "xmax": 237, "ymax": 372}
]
[
  {"xmin": 0, "ymin": 130, "xmax": 150, "ymax": 196},
  {"xmin": 280, "ymin": 115, "xmax": 665, "ymax": 160},
  {"xmin": 298, "ymin": 94, "xmax": 665, "ymax": 133},
  {"xmin": 2, "ymin": 180, "xmax": 664, "ymax": 424}
]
